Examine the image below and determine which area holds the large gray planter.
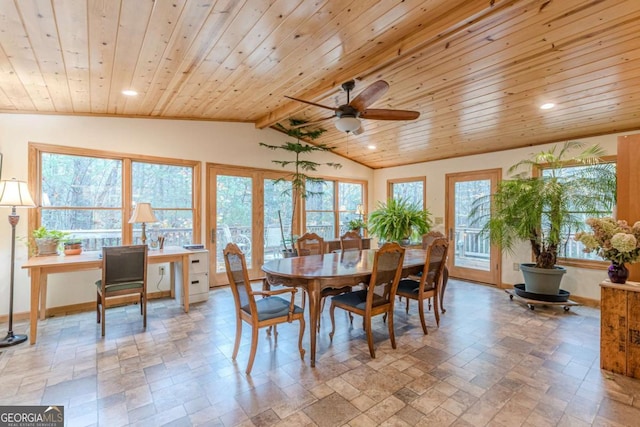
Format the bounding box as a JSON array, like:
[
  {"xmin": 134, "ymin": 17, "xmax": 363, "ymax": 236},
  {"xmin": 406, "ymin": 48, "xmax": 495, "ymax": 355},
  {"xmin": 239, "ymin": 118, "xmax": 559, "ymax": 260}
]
[{"xmin": 520, "ymin": 263, "xmax": 567, "ymax": 295}]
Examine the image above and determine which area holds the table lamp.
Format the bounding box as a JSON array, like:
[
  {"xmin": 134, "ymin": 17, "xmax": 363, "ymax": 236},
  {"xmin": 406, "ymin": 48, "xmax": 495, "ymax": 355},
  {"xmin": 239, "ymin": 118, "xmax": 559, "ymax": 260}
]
[
  {"xmin": 0, "ymin": 178, "xmax": 36, "ymax": 347},
  {"xmin": 128, "ymin": 202, "xmax": 158, "ymax": 245}
]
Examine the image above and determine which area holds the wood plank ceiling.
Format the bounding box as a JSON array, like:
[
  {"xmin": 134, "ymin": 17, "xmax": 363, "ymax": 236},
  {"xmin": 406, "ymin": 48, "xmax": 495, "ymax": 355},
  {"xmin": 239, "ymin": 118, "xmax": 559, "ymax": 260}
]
[{"xmin": 0, "ymin": 0, "xmax": 639, "ymax": 169}]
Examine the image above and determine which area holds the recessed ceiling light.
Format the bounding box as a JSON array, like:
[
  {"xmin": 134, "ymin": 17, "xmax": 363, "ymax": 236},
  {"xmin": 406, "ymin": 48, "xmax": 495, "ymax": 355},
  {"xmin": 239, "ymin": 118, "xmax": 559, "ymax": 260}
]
[
  {"xmin": 122, "ymin": 89, "xmax": 138, "ymax": 96},
  {"xmin": 367, "ymin": 145, "xmax": 376, "ymax": 150},
  {"xmin": 540, "ymin": 103, "xmax": 555, "ymax": 110}
]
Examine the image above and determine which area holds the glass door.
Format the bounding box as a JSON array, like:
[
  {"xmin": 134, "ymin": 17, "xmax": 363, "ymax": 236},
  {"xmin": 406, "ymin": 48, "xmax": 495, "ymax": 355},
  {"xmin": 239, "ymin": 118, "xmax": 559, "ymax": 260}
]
[
  {"xmin": 209, "ymin": 167, "xmax": 256, "ymax": 285},
  {"xmin": 263, "ymin": 174, "xmax": 293, "ymax": 261},
  {"xmin": 445, "ymin": 169, "xmax": 501, "ymax": 285}
]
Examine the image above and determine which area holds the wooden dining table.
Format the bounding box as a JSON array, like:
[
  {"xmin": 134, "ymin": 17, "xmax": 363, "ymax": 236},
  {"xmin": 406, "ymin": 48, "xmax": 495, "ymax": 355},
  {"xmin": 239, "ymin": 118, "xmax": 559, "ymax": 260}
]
[{"xmin": 261, "ymin": 248, "xmax": 428, "ymax": 367}]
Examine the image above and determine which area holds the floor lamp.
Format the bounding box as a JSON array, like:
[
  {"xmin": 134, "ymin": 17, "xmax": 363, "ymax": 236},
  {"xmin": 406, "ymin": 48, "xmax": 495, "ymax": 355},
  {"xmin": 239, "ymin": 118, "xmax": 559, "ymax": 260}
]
[{"xmin": 0, "ymin": 178, "xmax": 35, "ymax": 347}]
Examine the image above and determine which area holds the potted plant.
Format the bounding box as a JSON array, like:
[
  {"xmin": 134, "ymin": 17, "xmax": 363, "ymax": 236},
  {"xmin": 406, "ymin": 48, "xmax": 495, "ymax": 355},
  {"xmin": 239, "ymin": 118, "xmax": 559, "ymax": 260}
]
[
  {"xmin": 31, "ymin": 226, "xmax": 69, "ymax": 256},
  {"xmin": 367, "ymin": 198, "xmax": 432, "ymax": 245},
  {"xmin": 470, "ymin": 141, "xmax": 616, "ymax": 296},
  {"xmin": 347, "ymin": 218, "xmax": 367, "ymax": 236},
  {"xmin": 260, "ymin": 119, "xmax": 341, "ymax": 256},
  {"xmin": 63, "ymin": 239, "xmax": 83, "ymax": 255}
]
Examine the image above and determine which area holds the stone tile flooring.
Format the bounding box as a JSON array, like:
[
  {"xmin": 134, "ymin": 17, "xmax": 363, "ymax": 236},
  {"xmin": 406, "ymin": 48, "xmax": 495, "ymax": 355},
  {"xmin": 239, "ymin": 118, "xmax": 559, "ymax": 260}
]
[{"xmin": 2, "ymin": 279, "xmax": 640, "ymax": 426}]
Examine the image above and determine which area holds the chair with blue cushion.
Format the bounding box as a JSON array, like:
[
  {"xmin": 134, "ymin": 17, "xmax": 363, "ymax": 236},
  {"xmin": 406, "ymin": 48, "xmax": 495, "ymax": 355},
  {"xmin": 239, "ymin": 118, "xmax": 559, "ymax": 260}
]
[
  {"xmin": 396, "ymin": 237, "xmax": 449, "ymax": 334},
  {"xmin": 96, "ymin": 245, "xmax": 148, "ymax": 337},
  {"xmin": 329, "ymin": 242, "xmax": 406, "ymax": 358},
  {"xmin": 224, "ymin": 243, "xmax": 305, "ymax": 374}
]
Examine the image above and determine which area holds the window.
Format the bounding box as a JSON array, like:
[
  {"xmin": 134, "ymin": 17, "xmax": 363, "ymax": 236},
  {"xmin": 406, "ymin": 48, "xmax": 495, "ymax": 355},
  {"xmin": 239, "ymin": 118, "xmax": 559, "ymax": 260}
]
[
  {"xmin": 31, "ymin": 143, "xmax": 200, "ymax": 250},
  {"xmin": 304, "ymin": 179, "xmax": 366, "ymax": 240},
  {"xmin": 539, "ymin": 159, "xmax": 616, "ymax": 265},
  {"xmin": 388, "ymin": 177, "xmax": 426, "ymax": 209}
]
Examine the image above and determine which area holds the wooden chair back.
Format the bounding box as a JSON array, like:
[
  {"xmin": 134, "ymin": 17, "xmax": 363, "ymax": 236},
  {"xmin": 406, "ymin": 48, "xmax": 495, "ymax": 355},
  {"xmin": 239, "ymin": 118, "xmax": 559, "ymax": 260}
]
[
  {"xmin": 296, "ymin": 232, "xmax": 325, "ymax": 256},
  {"xmin": 419, "ymin": 237, "xmax": 449, "ymax": 294},
  {"xmin": 340, "ymin": 230, "xmax": 363, "ymax": 252},
  {"xmin": 367, "ymin": 242, "xmax": 406, "ymax": 307},
  {"xmin": 421, "ymin": 230, "xmax": 446, "ymax": 249},
  {"xmin": 223, "ymin": 243, "xmax": 258, "ymax": 321},
  {"xmin": 97, "ymin": 245, "xmax": 148, "ymax": 336}
]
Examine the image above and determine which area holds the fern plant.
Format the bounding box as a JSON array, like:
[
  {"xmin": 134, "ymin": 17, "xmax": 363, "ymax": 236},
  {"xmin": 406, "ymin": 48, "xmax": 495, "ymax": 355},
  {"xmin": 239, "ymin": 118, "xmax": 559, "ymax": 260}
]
[{"xmin": 368, "ymin": 198, "xmax": 432, "ymax": 243}]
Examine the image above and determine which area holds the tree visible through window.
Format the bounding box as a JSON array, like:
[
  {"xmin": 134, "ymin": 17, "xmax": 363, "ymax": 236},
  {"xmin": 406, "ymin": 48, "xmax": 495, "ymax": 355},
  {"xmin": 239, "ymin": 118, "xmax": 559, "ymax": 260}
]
[
  {"xmin": 388, "ymin": 177, "xmax": 425, "ymax": 209},
  {"xmin": 33, "ymin": 144, "xmax": 199, "ymax": 250}
]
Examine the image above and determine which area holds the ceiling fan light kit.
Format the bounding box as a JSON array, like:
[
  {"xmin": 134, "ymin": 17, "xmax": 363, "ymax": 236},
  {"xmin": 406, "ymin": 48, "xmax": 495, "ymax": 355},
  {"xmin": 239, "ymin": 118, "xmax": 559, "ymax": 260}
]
[
  {"xmin": 335, "ymin": 116, "xmax": 361, "ymax": 132},
  {"xmin": 286, "ymin": 80, "xmax": 420, "ymax": 134}
]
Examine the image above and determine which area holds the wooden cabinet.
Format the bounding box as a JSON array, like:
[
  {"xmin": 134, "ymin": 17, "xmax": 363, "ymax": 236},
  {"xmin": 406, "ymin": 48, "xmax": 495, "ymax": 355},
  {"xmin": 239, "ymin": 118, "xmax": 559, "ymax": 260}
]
[{"xmin": 600, "ymin": 280, "xmax": 640, "ymax": 377}]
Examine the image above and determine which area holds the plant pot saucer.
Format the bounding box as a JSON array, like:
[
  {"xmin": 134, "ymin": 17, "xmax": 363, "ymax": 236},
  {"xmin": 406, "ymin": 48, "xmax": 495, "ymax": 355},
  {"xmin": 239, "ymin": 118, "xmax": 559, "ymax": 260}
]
[{"xmin": 513, "ymin": 284, "xmax": 570, "ymax": 302}]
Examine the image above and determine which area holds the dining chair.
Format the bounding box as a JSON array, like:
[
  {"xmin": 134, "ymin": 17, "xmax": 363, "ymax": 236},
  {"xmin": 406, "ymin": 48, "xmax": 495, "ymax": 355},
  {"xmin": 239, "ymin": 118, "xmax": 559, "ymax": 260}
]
[
  {"xmin": 315, "ymin": 230, "xmax": 365, "ymax": 327},
  {"xmin": 340, "ymin": 230, "xmax": 363, "ymax": 252},
  {"xmin": 224, "ymin": 243, "xmax": 305, "ymax": 374},
  {"xmin": 396, "ymin": 237, "xmax": 449, "ymax": 334},
  {"xmin": 417, "ymin": 230, "xmax": 450, "ymax": 313},
  {"xmin": 329, "ymin": 242, "xmax": 406, "ymax": 358},
  {"xmin": 297, "ymin": 232, "xmax": 354, "ymax": 330},
  {"xmin": 296, "ymin": 232, "xmax": 325, "ymax": 256},
  {"xmin": 95, "ymin": 245, "xmax": 148, "ymax": 337}
]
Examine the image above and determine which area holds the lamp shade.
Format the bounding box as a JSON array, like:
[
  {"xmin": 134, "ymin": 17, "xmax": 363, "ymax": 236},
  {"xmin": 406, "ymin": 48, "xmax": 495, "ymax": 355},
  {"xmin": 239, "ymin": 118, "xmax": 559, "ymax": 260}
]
[
  {"xmin": 335, "ymin": 116, "xmax": 361, "ymax": 133},
  {"xmin": 128, "ymin": 202, "xmax": 158, "ymax": 224},
  {"xmin": 0, "ymin": 178, "xmax": 36, "ymax": 208}
]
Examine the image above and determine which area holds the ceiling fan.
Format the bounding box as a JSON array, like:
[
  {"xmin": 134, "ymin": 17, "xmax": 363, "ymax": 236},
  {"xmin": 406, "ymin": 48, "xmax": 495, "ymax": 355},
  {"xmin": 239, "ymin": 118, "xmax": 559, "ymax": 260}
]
[{"xmin": 285, "ymin": 80, "xmax": 420, "ymax": 134}]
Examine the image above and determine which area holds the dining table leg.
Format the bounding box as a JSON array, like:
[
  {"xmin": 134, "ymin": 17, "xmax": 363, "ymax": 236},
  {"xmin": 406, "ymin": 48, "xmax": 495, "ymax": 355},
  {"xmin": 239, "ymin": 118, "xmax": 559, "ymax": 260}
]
[{"xmin": 306, "ymin": 280, "xmax": 321, "ymax": 367}]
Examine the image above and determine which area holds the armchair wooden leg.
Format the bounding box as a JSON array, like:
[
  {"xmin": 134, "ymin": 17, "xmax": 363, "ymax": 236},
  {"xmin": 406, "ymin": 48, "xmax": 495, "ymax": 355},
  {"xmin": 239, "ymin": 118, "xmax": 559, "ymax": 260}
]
[
  {"xmin": 433, "ymin": 293, "xmax": 440, "ymax": 327},
  {"xmin": 405, "ymin": 297, "xmax": 410, "ymax": 314},
  {"xmin": 364, "ymin": 315, "xmax": 375, "ymax": 358},
  {"xmin": 418, "ymin": 298, "xmax": 428, "ymax": 335},
  {"xmin": 232, "ymin": 319, "xmax": 242, "ymax": 360},
  {"xmin": 387, "ymin": 310, "xmax": 396, "ymax": 349},
  {"xmin": 297, "ymin": 317, "xmax": 306, "ymax": 360},
  {"xmin": 246, "ymin": 326, "xmax": 259, "ymax": 375}
]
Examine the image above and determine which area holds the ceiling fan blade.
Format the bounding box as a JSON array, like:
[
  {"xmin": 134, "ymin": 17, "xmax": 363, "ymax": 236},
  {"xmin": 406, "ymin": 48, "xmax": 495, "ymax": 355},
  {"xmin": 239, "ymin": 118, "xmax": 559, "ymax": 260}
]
[
  {"xmin": 359, "ymin": 109, "xmax": 420, "ymax": 120},
  {"xmin": 288, "ymin": 115, "xmax": 336, "ymax": 129},
  {"xmin": 285, "ymin": 96, "xmax": 339, "ymax": 112},
  {"xmin": 349, "ymin": 80, "xmax": 389, "ymax": 111}
]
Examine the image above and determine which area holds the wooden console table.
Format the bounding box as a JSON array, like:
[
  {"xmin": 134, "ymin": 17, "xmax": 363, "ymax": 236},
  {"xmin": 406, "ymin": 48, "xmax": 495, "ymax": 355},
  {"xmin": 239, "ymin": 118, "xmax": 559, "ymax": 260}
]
[
  {"xmin": 22, "ymin": 246, "xmax": 193, "ymax": 345},
  {"xmin": 600, "ymin": 279, "xmax": 640, "ymax": 378}
]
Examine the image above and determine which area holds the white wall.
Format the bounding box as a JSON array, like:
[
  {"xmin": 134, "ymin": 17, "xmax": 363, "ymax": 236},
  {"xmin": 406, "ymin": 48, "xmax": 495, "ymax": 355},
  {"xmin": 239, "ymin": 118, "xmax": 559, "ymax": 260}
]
[
  {"xmin": 0, "ymin": 114, "xmax": 373, "ymax": 316},
  {"xmin": 373, "ymin": 134, "xmax": 624, "ymax": 301}
]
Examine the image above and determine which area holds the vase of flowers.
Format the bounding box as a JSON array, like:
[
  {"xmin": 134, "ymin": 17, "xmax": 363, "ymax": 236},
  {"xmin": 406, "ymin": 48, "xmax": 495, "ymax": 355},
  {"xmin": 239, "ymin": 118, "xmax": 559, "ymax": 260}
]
[{"xmin": 574, "ymin": 217, "xmax": 640, "ymax": 284}]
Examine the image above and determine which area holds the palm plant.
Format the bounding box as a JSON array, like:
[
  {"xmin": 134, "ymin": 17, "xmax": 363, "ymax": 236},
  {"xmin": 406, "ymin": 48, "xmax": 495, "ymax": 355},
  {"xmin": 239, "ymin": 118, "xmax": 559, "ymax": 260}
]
[
  {"xmin": 368, "ymin": 198, "xmax": 432, "ymax": 243},
  {"xmin": 471, "ymin": 141, "xmax": 616, "ymax": 269}
]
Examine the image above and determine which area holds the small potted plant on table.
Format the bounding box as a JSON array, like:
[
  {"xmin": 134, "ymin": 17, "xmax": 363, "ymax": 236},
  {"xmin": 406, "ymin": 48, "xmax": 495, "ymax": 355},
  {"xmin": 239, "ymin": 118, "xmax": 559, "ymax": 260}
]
[
  {"xmin": 63, "ymin": 239, "xmax": 83, "ymax": 255},
  {"xmin": 31, "ymin": 226, "xmax": 69, "ymax": 256}
]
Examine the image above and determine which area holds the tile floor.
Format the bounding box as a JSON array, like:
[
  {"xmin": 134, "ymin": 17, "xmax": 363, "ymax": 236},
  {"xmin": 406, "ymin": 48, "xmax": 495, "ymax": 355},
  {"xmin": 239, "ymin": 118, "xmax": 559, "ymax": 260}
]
[{"xmin": 1, "ymin": 279, "xmax": 640, "ymax": 426}]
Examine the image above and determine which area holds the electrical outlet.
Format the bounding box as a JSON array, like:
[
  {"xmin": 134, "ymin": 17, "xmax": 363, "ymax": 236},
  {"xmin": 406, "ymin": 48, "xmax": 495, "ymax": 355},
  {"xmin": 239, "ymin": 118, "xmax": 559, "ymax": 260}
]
[
  {"xmin": 158, "ymin": 266, "xmax": 166, "ymax": 275},
  {"xmin": 513, "ymin": 263, "xmax": 520, "ymax": 271}
]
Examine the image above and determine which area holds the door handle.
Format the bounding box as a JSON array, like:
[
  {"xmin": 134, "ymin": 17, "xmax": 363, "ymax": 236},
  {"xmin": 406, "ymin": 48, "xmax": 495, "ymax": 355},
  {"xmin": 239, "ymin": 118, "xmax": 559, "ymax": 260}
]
[{"xmin": 211, "ymin": 228, "xmax": 216, "ymax": 243}]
